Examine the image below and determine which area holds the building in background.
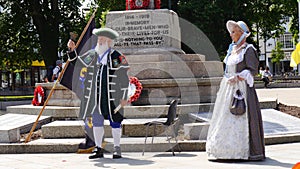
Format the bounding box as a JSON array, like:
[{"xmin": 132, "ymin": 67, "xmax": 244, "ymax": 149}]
[
  {"xmin": 259, "ymin": 16, "xmax": 297, "ymax": 76},
  {"xmin": 0, "ymin": 60, "xmax": 46, "ymax": 95}
]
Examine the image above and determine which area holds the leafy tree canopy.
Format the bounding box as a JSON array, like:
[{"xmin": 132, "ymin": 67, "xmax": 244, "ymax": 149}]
[
  {"xmin": 271, "ymin": 41, "xmax": 285, "ymax": 64},
  {"xmin": 0, "ymin": 0, "xmax": 298, "ymax": 71},
  {"xmin": 0, "ymin": 0, "xmax": 85, "ymax": 71},
  {"xmin": 177, "ymin": 0, "xmax": 298, "ymax": 57}
]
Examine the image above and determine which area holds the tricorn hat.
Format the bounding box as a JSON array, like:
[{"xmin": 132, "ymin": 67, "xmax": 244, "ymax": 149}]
[
  {"xmin": 226, "ymin": 20, "xmax": 251, "ymax": 37},
  {"xmin": 92, "ymin": 27, "xmax": 119, "ymax": 40}
]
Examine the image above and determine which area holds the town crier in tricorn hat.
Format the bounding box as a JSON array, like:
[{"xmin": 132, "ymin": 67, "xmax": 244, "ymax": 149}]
[{"xmin": 68, "ymin": 27, "xmax": 130, "ymax": 159}]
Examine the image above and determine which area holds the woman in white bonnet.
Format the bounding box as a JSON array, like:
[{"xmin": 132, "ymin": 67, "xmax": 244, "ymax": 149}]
[{"xmin": 206, "ymin": 20, "xmax": 265, "ymax": 161}]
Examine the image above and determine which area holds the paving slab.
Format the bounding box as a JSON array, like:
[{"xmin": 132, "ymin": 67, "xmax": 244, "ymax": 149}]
[
  {"xmin": 0, "ymin": 142, "xmax": 299, "ymax": 169},
  {"xmin": 0, "ymin": 114, "xmax": 51, "ymax": 143},
  {"xmin": 262, "ymin": 109, "xmax": 300, "ymax": 136},
  {"xmin": 257, "ymin": 88, "xmax": 300, "ymax": 107}
]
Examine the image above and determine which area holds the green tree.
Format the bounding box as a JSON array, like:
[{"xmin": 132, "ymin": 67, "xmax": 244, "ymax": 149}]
[
  {"xmin": 286, "ymin": 0, "xmax": 299, "ymax": 43},
  {"xmin": 249, "ymin": 0, "xmax": 298, "ymax": 47},
  {"xmin": 0, "ymin": 6, "xmax": 40, "ymax": 71},
  {"xmin": 93, "ymin": 0, "xmax": 298, "ymax": 60},
  {"xmin": 271, "ymin": 41, "xmax": 285, "ymax": 74},
  {"xmin": 176, "ymin": 0, "xmax": 298, "ymax": 58},
  {"xmin": 0, "ymin": 0, "xmax": 84, "ymax": 71},
  {"xmin": 0, "ymin": 0, "xmax": 298, "ymax": 71},
  {"xmin": 177, "ymin": 0, "xmax": 250, "ymax": 57}
]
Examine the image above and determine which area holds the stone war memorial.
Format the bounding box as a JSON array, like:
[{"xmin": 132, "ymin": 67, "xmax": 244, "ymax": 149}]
[
  {"xmin": 106, "ymin": 8, "xmax": 224, "ymax": 106},
  {"xmin": 0, "ymin": 0, "xmax": 300, "ymax": 159},
  {"xmin": 1, "ymin": 0, "xmax": 300, "ymax": 155},
  {"xmin": 0, "ymin": 1, "xmax": 225, "ymax": 152}
]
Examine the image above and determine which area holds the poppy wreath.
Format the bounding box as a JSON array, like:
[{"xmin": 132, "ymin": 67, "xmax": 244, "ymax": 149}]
[
  {"xmin": 154, "ymin": 0, "xmax": 161, "ymax": 9},
  {"xmin": 126, "ymin": 0, "xmax": 130, "ymax": 10},
  {"xmin": 32, "ymin": 85, "xmax": 45, "ymax": 106},
  {"xmin": 129, "ymin": 76, "xmax": 143, "ymax": 103},
  {"xmin": 129, "ymin": 0, "xmax": 150, "ymax": 9},
  {"xmin": 126, "ymin": 0, "xmax": 161, "ymax": 10}
]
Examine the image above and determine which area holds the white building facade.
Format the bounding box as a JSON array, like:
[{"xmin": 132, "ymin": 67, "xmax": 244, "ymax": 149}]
[{"xmin": 259, "ymin": 16, "xmax": 297, "ymax": 76}]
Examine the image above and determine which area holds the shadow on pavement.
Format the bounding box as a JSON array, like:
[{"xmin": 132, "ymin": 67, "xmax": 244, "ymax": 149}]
[
  {"xmin": 208, "ymin": 157, "xmax": 294, "ymax": 168},
  {"xmin": 153, "ymin": 153, "xmax": 197, "ymax": 157},
  {"xmin": 246, "ymin": 157, "xmax": 294, "ymax": 168},
  {"xmin": 92, "ymin": 156, "xmax": 154, "ymax": 168}
]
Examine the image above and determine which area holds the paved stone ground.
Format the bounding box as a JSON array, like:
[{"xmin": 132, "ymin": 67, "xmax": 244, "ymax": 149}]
[
  {"xmin": 0, "ymin": 87, "xmax": 299, "ymax": 169},
  {"xmin": 256, "ymin": 88, "xmax": 300, "ymax": 107},
  {"xmin": 0, "ymin": 142, "xmax": 299, "ymax": 169}
]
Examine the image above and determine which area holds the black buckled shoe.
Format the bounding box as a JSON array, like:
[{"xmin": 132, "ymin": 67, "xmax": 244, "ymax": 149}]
[
  {"xmin": 112, "ymin": 146, "xmax": 122, "ymax": 159},
  {"xmin": 89, "ymin": 147, "xmax": 104, "ymax": 159},
  {"xmin": 77, "ymin": 134, "xmax": 95, "ymax": 154}
]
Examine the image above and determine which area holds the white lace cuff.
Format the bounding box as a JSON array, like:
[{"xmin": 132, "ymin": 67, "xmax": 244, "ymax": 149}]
[{"xmin": 238, "ymin": 70, "xmax": 254, "ymax": 87}]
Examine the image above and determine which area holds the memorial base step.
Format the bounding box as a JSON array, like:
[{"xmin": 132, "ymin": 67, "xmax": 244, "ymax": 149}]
[
  {"xmin": 42, "ymin": 118, "xmax": 177, "ymax": 138},
  {"xmin": 0, "ymin": 114, "xmax": 51, "ymax": 143},
  {"xmin": 5, "ymin": 99, "xmax": 276, "ymax": 121},
  {"xmin": 1, "ymin": 132, "xmax": 300, "ymax": 153},
  {"xmin": 6, "ymin": 105, "xmax": 79, "ymax": 120}
]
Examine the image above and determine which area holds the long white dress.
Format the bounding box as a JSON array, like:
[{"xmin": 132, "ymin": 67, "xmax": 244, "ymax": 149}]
[{"xmin": 206, "ymin": 44, "xmax": 252, "ymax": 160}]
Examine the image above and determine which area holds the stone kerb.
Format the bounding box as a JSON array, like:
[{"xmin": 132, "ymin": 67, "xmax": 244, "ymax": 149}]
[{"xmin": 106, "ymin": 9, "xmax": 183, "ymax": 54}]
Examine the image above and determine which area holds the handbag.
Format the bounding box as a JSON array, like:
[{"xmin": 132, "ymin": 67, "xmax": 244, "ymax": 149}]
[{"xmin": 230, "ymin": 89, "xmax": 246, "ymax": 115}]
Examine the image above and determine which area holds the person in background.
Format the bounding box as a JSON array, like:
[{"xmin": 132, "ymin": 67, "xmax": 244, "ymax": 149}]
[
  {"xmin": 42, "ymin": 76, "xmax": 49, "ymax": 83},
  {"xmin": 259, "ymin": 67, "xmax": 264, "ymax": 75},
  {"xmin": 51, "ymin": 60, "xmax": 63, "ymax": 82},
  {"xmin": 262, "ymin": 66, "xmax": 273, "ymax": 88}
]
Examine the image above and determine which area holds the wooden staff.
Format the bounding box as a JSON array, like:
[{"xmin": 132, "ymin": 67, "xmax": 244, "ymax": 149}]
[{"xmin": 25, "ymin": 10, "xmax": 97, "ymax": 143}]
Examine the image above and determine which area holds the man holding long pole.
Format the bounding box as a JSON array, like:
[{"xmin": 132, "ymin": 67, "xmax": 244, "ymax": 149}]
[
  {"xmin": 67, "ymin": 27, "xmax": 130, "ymax": 159},
  {"xmin": 25, "ymin": 10, "xmax": 97, "ymax": 144}
]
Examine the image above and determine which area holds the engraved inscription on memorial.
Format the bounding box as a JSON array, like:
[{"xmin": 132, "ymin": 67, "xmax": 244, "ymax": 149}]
[{"xmin": 111, "ymin": 13, "xmax": 171, "ymax": 48}]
